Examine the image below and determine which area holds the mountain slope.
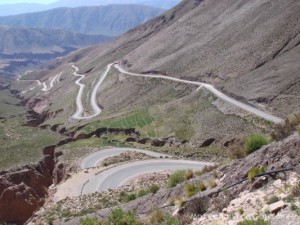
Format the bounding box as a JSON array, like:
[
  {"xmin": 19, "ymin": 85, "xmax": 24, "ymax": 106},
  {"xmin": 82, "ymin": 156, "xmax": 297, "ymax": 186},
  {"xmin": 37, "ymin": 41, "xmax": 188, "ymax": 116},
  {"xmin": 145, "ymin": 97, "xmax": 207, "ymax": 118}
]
[
  {"xmin": 0, "ymin": 5, "xmax": 164, "ymax": 36},
  {"xmin": 11, "ymin": 0, "xmax": 300, "ymax": 144},
  {"xmin": 0, "ymin": 0, "xmax": 180, "ymax": 16}
]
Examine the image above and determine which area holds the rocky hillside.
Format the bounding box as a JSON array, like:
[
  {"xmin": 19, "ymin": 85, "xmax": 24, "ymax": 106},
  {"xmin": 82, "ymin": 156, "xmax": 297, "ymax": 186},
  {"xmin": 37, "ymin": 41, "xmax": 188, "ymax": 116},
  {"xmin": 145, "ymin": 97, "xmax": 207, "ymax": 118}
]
[
  {"xmin": 30, "ymin": 133, "xmax": 300, "ymax": 224},
  {"xmin": 0, "ymin": 5, "xmax": 164, "ymax": 36}
]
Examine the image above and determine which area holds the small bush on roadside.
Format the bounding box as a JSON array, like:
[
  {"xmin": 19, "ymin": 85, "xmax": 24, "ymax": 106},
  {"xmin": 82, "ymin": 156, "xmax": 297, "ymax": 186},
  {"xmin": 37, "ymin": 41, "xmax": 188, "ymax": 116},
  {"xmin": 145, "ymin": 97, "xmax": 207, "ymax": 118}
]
[
  {"xmin": 108, "ymin": 208, "xmax": 142, "ymax": 225},
  {"xmin": 245, "ymin": 134, "xmax": 269, "ymax": 154},
  {"xmin": 185, "ymin": 170, "xmax": 194, "ymax": 180},
  {"xmin": 185, "ymin": 183, "xmax": 200, "ymax": 198},
  {"xmin": 186, "ymin": 196, "xmax": 210, "ymax": 215},
  {"xmin": 227, "ymin": 139, "xmax": 247, "ymax": 159},
  {"xmin": 237, "ymin": 217, "xmax": 270, "ymax": 225},
  {"xmin": 209, "ymin": 179, "xmax": 217, "ymax": 189},
  {"xmin": 199, "ymin": 182, "xmax": 207, "ymax": 191},
  {"xmin": 147, "ymin": 209, "xmax": 164, "ymax": 224},
  {"xmin": 126, "ymin": 193, "xmax": 137, "ymax": 202},
  {"xmin": 176, "ymin": 198, "xmax": 185, "ymax": 208},
  {"xmin": 248, "ymin": 166, "xmax": 266, "ymax": 183},
  {"xmin": 167, "ymin": 170, "xmax": 186, "ymax": 188},
  {"xmin": 149, "ymin": 184, "xmax": 160, "ymax": 194},
  {"xmin": 137, "ymin": 189, "xmax": 148, "ymax": 198}
]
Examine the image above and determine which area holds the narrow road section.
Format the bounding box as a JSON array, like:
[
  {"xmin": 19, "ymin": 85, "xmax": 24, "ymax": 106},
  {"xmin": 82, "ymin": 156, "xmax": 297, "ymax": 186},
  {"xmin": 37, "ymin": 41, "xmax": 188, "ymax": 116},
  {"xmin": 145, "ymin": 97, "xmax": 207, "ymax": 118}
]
[
  {"xmin": 114, "ymin": 64, "xmax": 284, "ymax": 124},
  {"xmin": 71, "ymin": 64, "xmax": 113, "ymax": 120},
  {"xmin": 82, "ymin": 159, "xmax": 214, "ymax": 194},
  {"xmin": 41, "ymin": 72, "xmax": 62, "ymax": 92},
  {"xmin": 80, "ymin": 148, "xmax": 170, "ymax": 169}
]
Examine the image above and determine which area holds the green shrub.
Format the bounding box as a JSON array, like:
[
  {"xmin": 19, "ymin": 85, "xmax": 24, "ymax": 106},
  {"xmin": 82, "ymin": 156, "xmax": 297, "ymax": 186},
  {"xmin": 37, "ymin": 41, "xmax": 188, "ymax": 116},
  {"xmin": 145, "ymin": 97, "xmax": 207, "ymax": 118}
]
[
  {"xmin": 248, "ymin": 166, "xmax": 266, "ymax": 183},
  {"xmin": 176, "ymin": 198, "xmax": 185, "ymax": 208},
  {"xmin": 149, "ymin": 184, "xmax": 160, "ymax": 194},
  {"xmin": 199, "ymin": 182, "xmax": 207, "ymax": 191},
  {"xmin": 126, "ymin": 193, "xmax": 137, "ymax": 202},
  {"xmin": 237, "ymin": 217, "xmax": 270, "ymax": 225},
  {"xmin": 167, "ymin": 170, "xmax": 186, "ymax": 188},
  {"xmin": 245, "ymin": 134, "xmax": 269, "ymax": 154},
  {"xmin": 137, "ymin": 189, "xmax": 148, "ymax": 198},
  {"xmin": 80, "ymin": 217, "xmax": 107, "ymax": 225},
  {"xmin": 238, "ymin": 208, "xmax": 244, "ymax": 215},
  {"xmin": 185, "ymin": 183, "xmax": 199, "ymax": 198},
  {"xmin": 161, "ymin": 214, "xmax": 181, "ymax": 225},
  {"xmin": 108, "ymin": 209, "xmax": 141, "ymax": 225}
]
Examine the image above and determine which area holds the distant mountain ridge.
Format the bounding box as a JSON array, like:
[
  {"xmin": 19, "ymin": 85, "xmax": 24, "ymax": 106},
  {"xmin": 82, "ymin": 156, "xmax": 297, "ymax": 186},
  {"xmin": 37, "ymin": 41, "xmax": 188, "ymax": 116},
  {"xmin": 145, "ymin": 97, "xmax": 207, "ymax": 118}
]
[
  {"xmin": 0, "ymin": 0, "xmax": 181, "ymax": 16},
  {"xmin": 0, "ymin": 4, "xmax": 164, "ymax": 36},
  {"xmin": 0, "ymin": 25, "xmax": 110, "ymax": 57}
]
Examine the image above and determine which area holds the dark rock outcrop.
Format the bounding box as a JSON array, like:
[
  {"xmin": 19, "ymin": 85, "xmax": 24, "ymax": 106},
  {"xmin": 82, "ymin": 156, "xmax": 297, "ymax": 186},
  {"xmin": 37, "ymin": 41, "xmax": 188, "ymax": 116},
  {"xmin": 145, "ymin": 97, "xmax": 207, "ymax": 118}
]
[{"xmin": 200, "ymin": 138, "xmax": 216, "ymax": 147}]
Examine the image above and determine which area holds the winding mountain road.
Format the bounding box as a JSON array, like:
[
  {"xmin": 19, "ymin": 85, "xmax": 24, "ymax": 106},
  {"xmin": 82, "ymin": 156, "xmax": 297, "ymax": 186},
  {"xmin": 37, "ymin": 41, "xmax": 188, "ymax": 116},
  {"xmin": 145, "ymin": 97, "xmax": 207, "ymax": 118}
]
[
  {"xmin": 82, "ymin": 158, "xmax": 213, "ymax": 194},
  {"xmin": 80, "ymin": 147, "xmax": 170, "ymax": 169},
  {"xmin": 114, "ymin": 64, "xmax": 284, "ymax": 124},
  {"xmin": 41, "ymin": 72, "xmax": 62, "ymax": 92},
  {"xmin": 70, "ymin": 63, "xmax": 283, "ymax": 123},
  {"xmin": 71, "ymin": 64, "xmax": 113, "ymax": 120},
  {"xmin": 18, "ymin": 72, "xmax": 61, "ymax": 93}
]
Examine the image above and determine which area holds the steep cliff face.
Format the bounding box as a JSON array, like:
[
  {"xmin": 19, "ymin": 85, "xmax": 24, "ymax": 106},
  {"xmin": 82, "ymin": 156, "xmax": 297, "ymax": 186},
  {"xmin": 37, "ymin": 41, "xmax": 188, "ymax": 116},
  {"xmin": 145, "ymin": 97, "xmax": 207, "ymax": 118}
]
[{"xmin": 0, "ymin": 145, "xmax": 59, "ymax": 225}]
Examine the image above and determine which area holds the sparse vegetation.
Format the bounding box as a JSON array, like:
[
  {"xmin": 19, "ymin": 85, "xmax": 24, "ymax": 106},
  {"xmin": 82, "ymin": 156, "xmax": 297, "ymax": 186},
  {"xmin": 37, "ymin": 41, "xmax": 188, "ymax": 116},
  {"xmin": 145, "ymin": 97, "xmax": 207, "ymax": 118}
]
[
  {"xmin": 176, "ymin": 198, "xmax": 185, "ymax": 208},
  {"xmin": 187, "ymin": 197, "xmax": 209, "ymax": 215},
  {"xmin": 237, "ymin": 217, "xmax": 270, "ymax": 225},
  {"xmin": 80, "ymin": 209, "xmax": 142, "ymax": 225},
  {"xmin": 247, "ymin": 166, "xmax": 266, "ymax": 183},
  {"xmin": 120, "ymin": 184, "xmax": 160, "ymax": 203},
  {"xmin": 185, "ymin": 183, "xmax": 200, "ymax": 198},
  {"xmin": 266, "ymin": 195, "xmax": 279, "ymax": 205},
  {"xmin": 238, "ymin": 207, "xmax": 244, "ymax": 215},
  {"xmin": 109, "ymin": 208, "xmax": 142, "ymax": 225},
  {"xmin": 208, "ymin": 179, "xmax": 217, "ymax": 189},
  {"xmin": 199, "ymin": 182, "xmax": 207, "ymax": 191},
  {"xmin": 147, "ymin": 209, "xmax": 164, "ymax": 224},
  {"xmin": 245, "ymin": 134, "xmax": 269, "ymax": 155},
  {"xmin": 149, "ymin": 184, "xmax": 160, "ymax": 194},
  {"xmin": 271, "ymin": 113, "xmax": 300, "ymax": 141},
  {"xmin": 227, "ymin": 138, "xmax": 247, "ymax": 159},
  {"xmin": 146, "ymin": 210, "xmax": 181, "ymax": 225},
  {"xmin": 185, "ymin": 170, "xmax": 194, "ymax": 180},
  {"xmin": 80, "ymin": 217, "xmax": 107, "ymax": 225},
  {"xmin": 167, "ymin": 170, "xmax": 186, "ymax": 188},
  {"xmin": 291, "ymin": 181, "xmax": 300, "ymax": 197}
]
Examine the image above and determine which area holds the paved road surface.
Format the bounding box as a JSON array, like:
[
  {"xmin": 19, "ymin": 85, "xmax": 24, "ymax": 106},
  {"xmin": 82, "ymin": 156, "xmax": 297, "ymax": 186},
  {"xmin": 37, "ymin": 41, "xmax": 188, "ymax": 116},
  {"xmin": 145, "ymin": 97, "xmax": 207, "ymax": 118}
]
[
  {"xmin": 82, "ymin": 159, "xmax": 214, "ymax": 194},
  {"xmin": 114, "ymin": 64, "xmax": 284, "ymax": 124},
  {"xmin": 80, "ymin": 147, "xmax": 170, "ymax": 169},
  {"xmin": 71, "ymin": 64, "xmax": 113, "ymax": 120}
]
